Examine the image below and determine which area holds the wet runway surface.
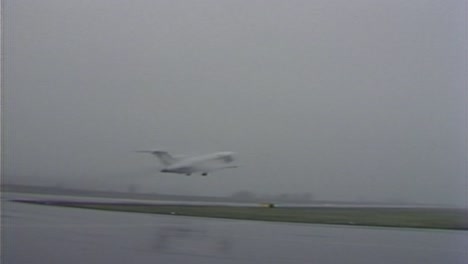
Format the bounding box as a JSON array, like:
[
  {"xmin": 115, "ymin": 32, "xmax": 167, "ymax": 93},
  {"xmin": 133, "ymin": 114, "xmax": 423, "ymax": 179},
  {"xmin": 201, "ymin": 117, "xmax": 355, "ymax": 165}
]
[{"xmin": 2, "ymin": 193, "xmax": 467, "ymax": 264}]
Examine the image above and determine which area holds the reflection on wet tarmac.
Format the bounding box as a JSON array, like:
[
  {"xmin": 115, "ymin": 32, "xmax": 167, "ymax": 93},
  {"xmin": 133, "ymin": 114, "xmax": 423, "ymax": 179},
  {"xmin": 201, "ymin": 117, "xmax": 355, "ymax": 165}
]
[
  {"xmin": 153, "ymin": 224, "xmax": 232, "ymax": 255},
  {"xmin": 3, "ymin": 193, "xmax": 468, "ymax": 264}
]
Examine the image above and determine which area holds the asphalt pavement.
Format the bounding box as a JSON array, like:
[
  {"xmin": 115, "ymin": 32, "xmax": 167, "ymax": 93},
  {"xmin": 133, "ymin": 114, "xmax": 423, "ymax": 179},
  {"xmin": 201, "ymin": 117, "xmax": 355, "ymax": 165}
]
[{"xmin": 2, "ymin": 193, "xmax": 467, "ymax": 264}]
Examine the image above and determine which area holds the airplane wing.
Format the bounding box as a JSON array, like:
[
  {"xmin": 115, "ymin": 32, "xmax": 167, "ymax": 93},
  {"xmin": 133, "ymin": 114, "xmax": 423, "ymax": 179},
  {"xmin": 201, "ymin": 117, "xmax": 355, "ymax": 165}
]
[{"xmin": 210, "ymin": 165, "xmax": 238, "ymax": 171}]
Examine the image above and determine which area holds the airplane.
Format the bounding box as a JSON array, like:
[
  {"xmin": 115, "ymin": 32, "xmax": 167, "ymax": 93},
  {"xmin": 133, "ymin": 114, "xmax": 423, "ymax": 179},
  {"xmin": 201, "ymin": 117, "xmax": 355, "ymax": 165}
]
[{"xmin": 136, "ymin": 150, "xmax": 237, "ymax": 176}]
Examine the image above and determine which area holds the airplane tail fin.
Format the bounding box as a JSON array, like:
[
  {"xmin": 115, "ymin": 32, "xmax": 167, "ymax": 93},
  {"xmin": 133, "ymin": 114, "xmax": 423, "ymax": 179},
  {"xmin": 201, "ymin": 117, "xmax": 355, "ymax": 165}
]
[{"xmin": 136, "ymin": 150, "xmax": 177, "ymax": 166}]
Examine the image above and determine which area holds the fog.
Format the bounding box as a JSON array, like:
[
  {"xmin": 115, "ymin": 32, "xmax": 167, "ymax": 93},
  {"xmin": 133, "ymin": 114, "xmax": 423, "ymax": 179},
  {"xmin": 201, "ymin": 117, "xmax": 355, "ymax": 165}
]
[{"xmin": 3, "ymin": 0, "xmax": 467, "ymax": 206}]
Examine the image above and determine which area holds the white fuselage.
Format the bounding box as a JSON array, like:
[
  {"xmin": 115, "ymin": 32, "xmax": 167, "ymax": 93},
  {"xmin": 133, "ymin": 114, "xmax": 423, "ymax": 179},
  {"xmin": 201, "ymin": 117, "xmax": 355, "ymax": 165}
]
[{"xmin": 160, "ymin": 152, "xmax": 236, "ymax": 175}]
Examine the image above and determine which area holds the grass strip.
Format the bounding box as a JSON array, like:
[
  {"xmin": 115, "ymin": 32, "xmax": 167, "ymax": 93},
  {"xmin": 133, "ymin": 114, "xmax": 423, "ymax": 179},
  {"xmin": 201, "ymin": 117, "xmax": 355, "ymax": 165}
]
[{"xmin": 16, "ymin": 200, "xmax": 468, "ymax": 230}]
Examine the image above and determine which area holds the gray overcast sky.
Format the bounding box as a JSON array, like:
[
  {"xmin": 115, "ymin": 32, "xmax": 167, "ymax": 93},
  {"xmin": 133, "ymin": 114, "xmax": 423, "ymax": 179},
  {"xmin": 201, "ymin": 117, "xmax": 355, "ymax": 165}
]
[{"xmin": 3, "ymin": 0, "xmax": 467, "ymax": 206}]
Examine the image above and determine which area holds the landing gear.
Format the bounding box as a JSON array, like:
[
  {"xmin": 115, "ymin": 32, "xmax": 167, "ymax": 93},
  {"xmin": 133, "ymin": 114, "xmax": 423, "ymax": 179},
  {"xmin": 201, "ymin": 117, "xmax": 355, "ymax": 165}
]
[
  {"xmin": 186, "ymin": 173, "xmax": 191, "ymax": 176},
  {"xmin": 201, "ymin": 173, "xmax": 208, "ymax": 176}
]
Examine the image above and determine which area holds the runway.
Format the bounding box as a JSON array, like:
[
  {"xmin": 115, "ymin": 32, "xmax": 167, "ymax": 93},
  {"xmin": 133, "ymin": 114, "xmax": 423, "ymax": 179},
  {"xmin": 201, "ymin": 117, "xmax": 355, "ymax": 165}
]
[{"xmin": 2, "ymin": 192, "xmax": 467, "ymax": 264}]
